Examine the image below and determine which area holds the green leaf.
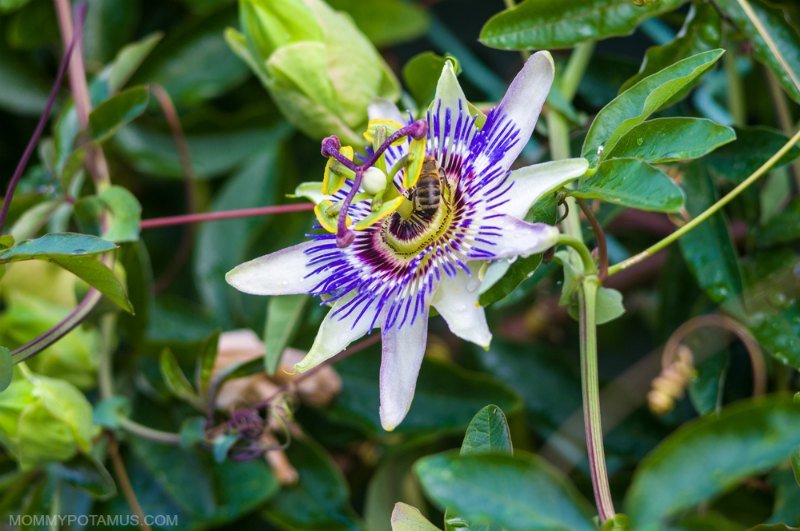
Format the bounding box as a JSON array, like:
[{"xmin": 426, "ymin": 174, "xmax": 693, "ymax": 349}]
[
  {"xmin": 108, "ymin": 33, "xmax": 163, "ymax": 92},
  {"xmin": 0, "ymin": 0, "xmax": 31, "ymax": 14},
  {"xmin": 196, "ymin": 330, "xmax": 221, "ymax": 398},
  {"xmin": 264, "ymin": 294, "xmax": 308, "ymax": 374},
  {"xmin": 0, "ymin": 233, "xmax": 132, "ymax": 312},
  {"xmin": 194, "ymin": 150, "xmax": 286, "ymax": 327},
  {"xmin": 757, "ymin": 197, "xmax": 800, "ymax": 246},
  {"xmin": 403, "ymin": 52, "xmax": 460, "ymax": 109},
  {"xmin": 391, "ymin": 503, "xmax": 440, "ymax": 531},
  {"xmin": 621, "ymin": 3, "xmax": 722, "ymax": 91},
  {"xmin": 82, "ymin": 0, "xmax": 139, "ymax": 66},
  {"xmin": 569, "ymin": 286, "xmax": 626, "ymax": 325},
  {"xmin": 51, "ymin": 453, "xmax": 117, "ymax": 500},
  {"xmin": 130, "ymin": 10, "xmax": 248, "ymax": 106},
  {"xmin": 0, "ymin": 346, "xmax": 11, "ymax": 392},
  {"xmin": 571, "ymin": 158, "xmax": 685, "ymax": 212},
  {"xmin": 114, "ymin": 123, "xmax": 291, "ymax": 180},
  {"xmin": 179, "ymin": 417, "xmax": 207, "ymax": 449},
  {"xmin": 605, "ymin": 118, "xmax": 735, "ymax": 163},
  {"xmin": 625, "ymin": 396, "xmax": 800, "ymax": 527},
  {"xmin": 212, "ymin": 433, "xmax": 239, "ymax": 463},
  {"xmin": 480, "ymin": 0, "xmax": 686, "ymax": 50},
  {"xmin": 679, "ymin": 162, "xmax": 743, "ymax": 304},
  {"xmin": 582, "ymin": 49, "xmax": 725, "ymax": 166},
  {"xmin": 97, "ymin": 186, "xmax": 142, "ymax": 243},
  {"xmin": 460, "ymin": 405, "xmax": 513, "ymax": 456},
  {"xmin": 0, "ymin": 47, "xmax": 52, "ymax": 115},
  {"xmin": 717, "ymin": 0, "xmax": 800, "ymax": 103},
  {"xmin": 92, "ymin": 396, "xmax": 131, "ymax": 429},
  {"xmin": 332, "ymin": 350, "xmax": 521, "ymax": 435},
  {"xmin": 600, "ymin": 514, "xmax": 632, "ymax": 530},
  {"xmin": 328, "ymin": 0, "xmax": 429, "ymax": 47},
  {"xmin": 0, "ymin": 233, "xmax": 116, "ymax": 262},
  {"xmin": 262, "ymin": 437, "xmax": 361, "ymax": 530},
  {"xmin": 115, "ymin": 437, "xmax": 280, "ymax": 527},
  {"xmin": 89, "ymin": 86, "xmax": 150, "ymax": 144},
  {"xmin": 705, "ymin": 127, "xmax": 800, "ymax": 183},
  {"xmin": 160, "ymin": 349, "xmax": 199, "ymax": 405},
  {"xmin": 415, "ymin": 451, "xmax": 595, "ymax": 530}
]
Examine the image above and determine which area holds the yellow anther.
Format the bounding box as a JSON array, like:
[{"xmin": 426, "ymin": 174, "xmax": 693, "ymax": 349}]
[
  {"xmin": 314, "ymin": 200, "xmax": 351, "ymax": 233},
  {"xmin": 322, "ymin": 146, "xmax": 355, "ymax": 195},
  {"xmin": 363, "ymin": 119, "xmax": 406, "ymax": 147}
]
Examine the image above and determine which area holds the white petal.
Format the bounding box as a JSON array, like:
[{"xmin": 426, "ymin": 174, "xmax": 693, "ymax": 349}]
[
  {"xmin": 379, "ymin": 308, "xmax": 429, "ymax": 431},
  {"xmin": 485, "ymin": 51, "xmax": 555, "ymax": 173},
  {"xmin": 430, "ymin": 60, "xmax": 472, "ymax": 154},
  {"xmin": 432, "ymin": 265, "xmax": 491, "ymax": 349},
  {"xmin": 479, "ymin": 260, "xmax": 511, "ymax": 294},
  {"xmin": 226, "ymin": 241, "xmax": 320, "ymax": 296},
  {"xmin": 483, "ymin": 216, "xmax": 559, "ymax": 260},
  {"xmin": 368, "ymin": 97, "xmax": 406, "ymax": 124},
  {"xmin": 500, "ymin": 158, "xmax": 589, "ymax": 219},
  {"xmin": 294, "ymin": 294, "xmax": 381, "ymax": 373}
]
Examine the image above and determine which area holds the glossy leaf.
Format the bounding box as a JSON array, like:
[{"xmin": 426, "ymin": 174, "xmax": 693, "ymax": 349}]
[
  {"xmin": 332, "ymin": 350, "xmax": 521, "ymax": 434},
  {"xmin": 460, "ymin": 405, "xmax": 513, "ymax": 456},
  {"xmin": 264, "ymin": 294, "xmax": 308, "ymax": 374},
  {"xmin": 621, "ymin": 3, "xmax": 721, "ymax": 91},
  {"xmin": 626, "ymin": 396, "xmax": 800, "ymax": 527},
  {"xmin": 605, "ymin": 118, "xmax": 735, "ymax": 163},
  {"xmin": 679, "ymin": 162, "xmax": 743, "ymax": 304},
  {"xmin": 572, "ymin": 158, "xmax": 685, "ymax": 212},
  {"xmin": 0, "ymin": 233, "xmax": 132, "ymax": 312},
  {"xmin": 262, "ymin": 437, "xmax": 361, "ymax": 530},
  {"xmin": 582, "ymin": 49, "xmax": 724, "ymax": 166},
  {"xmin": 717, "ymin": 0, "xmax": 800, "ymax": 103},
  {"xmin": 0, "ymin": 233, "xmax": 116, "ymax": 262},
  {"xmin": 415, "ymin": 451, "xmax": 595, "ymax": 530},
  {"xmin": 89, "ymin": 86, "xmax": 150, "ymax": 144},
  {"xmin": 112, "ymin": 437, "xmax": 280, "ymax": 527},
  {"xmin": 705, "ymin": 127, "xmax": 800, "ymax": 183},
  {"xmin": 480, "ymin": 0, "xmax": 686, "ymax": 50}
]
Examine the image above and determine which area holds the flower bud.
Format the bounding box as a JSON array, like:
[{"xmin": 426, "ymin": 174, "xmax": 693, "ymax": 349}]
[
  {"xmin": 0, "ymin": 292, "xmax": 99, "ymax": 390},
  {"xmin": 227, "ymin": 0, "xmax": 400, "ymax": 146},
  {"xmin": 0, "ymin": 366, "xmax": 98, "ymax": 470},
  {"xmin": 361, "ymin": 167, "xmax": 387, "ymax": 195}
]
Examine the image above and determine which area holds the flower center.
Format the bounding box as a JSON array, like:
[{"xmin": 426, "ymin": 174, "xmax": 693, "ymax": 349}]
[{"xmin": 381, "ymin": 177, "xmax": 455, "ymax": 259}]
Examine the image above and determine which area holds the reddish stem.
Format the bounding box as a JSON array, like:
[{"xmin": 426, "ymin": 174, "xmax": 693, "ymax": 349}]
[
  {"xmin": 140, "ymin": 203, "xmax": 314, "ymax": 229},
  {"xmin": 0, "ymin": 4, "xmax": 85, "ymax": 233}
]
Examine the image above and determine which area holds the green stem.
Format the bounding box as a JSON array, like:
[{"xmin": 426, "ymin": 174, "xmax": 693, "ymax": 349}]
[
  {"xmin": 723, "ymin": 47, "xmax": 746, "ymax": 128},
  {"xmin": 556, "ymin": 234, "xmax": 597, "ymax": 275},
  {"xmin": 549, "ymin": 42, "xmax": 594, "ymax": 241},
  {"xmin": 578, "ymin": 276, "xmax": 615, "ymax": 522},
  {"xmin": 607, "ymin": 128, "xmax": 800, "ymax": 276}
]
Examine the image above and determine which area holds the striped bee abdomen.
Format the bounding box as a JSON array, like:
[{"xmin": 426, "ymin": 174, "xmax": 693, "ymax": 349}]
[{"xmin": 412, "ymin": 156, "xmax": 443, "ymax": 219}]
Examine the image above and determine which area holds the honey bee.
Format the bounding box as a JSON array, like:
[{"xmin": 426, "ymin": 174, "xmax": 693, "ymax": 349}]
[{"xmin": 411, "ymin": 156, "xmax": 443, "ymax": 219}]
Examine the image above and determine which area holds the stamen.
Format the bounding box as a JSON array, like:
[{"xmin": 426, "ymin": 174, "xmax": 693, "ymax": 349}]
[{"xmin": 321, "ymin": 119, "xmax": 429, "ymax": 248}]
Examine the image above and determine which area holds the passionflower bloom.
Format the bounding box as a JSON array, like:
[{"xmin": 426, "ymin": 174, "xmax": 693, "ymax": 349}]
[{"xmin": 227, "ymin": 51, "xmax": 588, "ymax": 430}]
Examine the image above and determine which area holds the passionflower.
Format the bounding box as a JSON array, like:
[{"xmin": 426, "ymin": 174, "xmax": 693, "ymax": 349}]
[{"xmin": 227, "ymin": 51, "xmax": 589, "ymax": 430}]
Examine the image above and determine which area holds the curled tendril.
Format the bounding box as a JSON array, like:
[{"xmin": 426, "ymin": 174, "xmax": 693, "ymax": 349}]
[{"xmin": 320, "ymin": 119, "xmax": 429, "ymax": 248}]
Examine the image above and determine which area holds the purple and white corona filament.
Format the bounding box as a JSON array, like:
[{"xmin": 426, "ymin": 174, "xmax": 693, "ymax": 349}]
[{"xmin": 227, "ymin": 51, "xmax": 589, "ymax": 430}]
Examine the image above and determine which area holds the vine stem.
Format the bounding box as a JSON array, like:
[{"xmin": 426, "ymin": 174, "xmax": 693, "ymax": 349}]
[
  {"xmin": 608, "ymin": 128, "xmax": 800, "ymax": 276},
  {"xmin": 140, "ymin": 203, "xmax": 314, "ymax": 229},
  {"xmin": 0, "ymin": 4, "xmax": 83, "ymax": 233},
  {"xmin": 578, "ymin": 276, "xmax": 615, "ymax": 522}
]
